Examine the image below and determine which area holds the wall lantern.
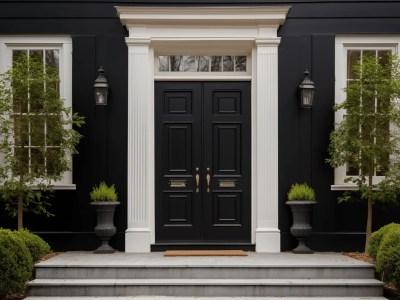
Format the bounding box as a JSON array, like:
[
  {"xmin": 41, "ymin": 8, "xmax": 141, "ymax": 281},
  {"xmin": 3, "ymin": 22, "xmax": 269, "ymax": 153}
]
[
  {"xmin": 299, "ymin": 70, "xmax": 315, "ymax": 108},
  {"xmin": 94, "ymin": 67, "xmax": 109, "ymax": 105}
]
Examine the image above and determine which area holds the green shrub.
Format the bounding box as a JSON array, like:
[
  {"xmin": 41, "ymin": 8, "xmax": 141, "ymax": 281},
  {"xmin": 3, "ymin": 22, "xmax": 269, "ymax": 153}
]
[
  {"xmin": 14, "ymin": 229, "xmax": 52, "ymax": 262},
  {"xmin": 287, "ymin": 183, "xmax": 316, "ymax": 201},
  {"xmin": 376, "ymin": 226, "xmax": 400, "ymax": 289},
  {"xmin": 90, "ymin": 181, "xmax": 118, "ymax": 202},
  {"xmin": 0, "ymin": 229, "xmax": 33, "ymax": 298},
  {"xmin": 368, "ymin": 223, "xmax": 400, "ymax": 260}
]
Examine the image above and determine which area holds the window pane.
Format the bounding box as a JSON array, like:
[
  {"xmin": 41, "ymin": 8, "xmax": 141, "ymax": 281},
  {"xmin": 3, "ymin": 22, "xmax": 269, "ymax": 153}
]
[
  {"xmin": 30, "ymin": 116, "xmax": 45, "ymax": 146},
  {"xmin": 198, "ymin": 56, "xmax": 209, "ymax": 72},
  {"xmin": 347, "ymin": 50, "xmax": 360, "ymax": 80},
  {"xmin": 46, "ymin": 115, "xmax": 63, "ymax": 146},
  {"xmin": 363, "ymin": 50, "xmax": 376, "ymax": 59},
  {"xmin": 31, "ymin": 148, "xmax": 45, "ymax": 174},
  {"xmin": 46, "ymin": 148, "xmax": 62, "ymax": 176},
  {"xmin": 12, "ymin": 50, "xmax": 28, "ymax": 113},
  {"xmin": 223, "ymin": 56, "xmax": 234, "ymax": 71},
  {"xmin": 183, "ymin": 56, "xmax": 196, "ymax": 72},
  {"xmin": 14, "ymin": 115, "xmax": 29, "ymax": 147},
  {"xmin": 235, "ymin": 56, "xmax": 246, "ymax": 72},
  {"xmin": 45, "ymin": 50, "xmax": 59, "ymax": 69},
  {"xmin": 13, "ymin": 147, "xmax": 29, "ymax": 175},
  {"xmin": 171, "ymin": 56, "xmax": 183, "ymax": 71},
  {"xmin": 211, "ymin": 56, "xmax": 222, "ymax": 72},
  {"xmin": 159, "ymin": 56, "xmax": 169, "ymax": 72}
]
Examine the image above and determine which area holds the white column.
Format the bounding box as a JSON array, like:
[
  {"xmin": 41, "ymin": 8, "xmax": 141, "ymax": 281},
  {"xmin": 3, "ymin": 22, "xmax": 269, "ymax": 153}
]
[
  {"xmin": 125, "ymin": 38, "xmax": 152, "ymax": 252},
  {"xmin": 254, "ymin": 38, "xmax": 281, "ymax": 252}
]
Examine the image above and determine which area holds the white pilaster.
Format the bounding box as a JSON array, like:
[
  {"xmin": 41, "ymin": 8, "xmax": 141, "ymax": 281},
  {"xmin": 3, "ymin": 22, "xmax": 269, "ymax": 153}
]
[
  {"xmin": 255, "ymin": 39, "xmax": 281, "ymax": 252},
  {"xmin": 125, "ymin": 38, "xmax": 152, "ymax": 252}
]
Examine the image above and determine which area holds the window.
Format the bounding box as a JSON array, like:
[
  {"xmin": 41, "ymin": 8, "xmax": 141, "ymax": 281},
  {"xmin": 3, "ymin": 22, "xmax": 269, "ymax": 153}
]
[
  {"xmin": 0, "ymin": 36, "xmax": 74, "ymax": 189},
  {"xmin": 333, "ymin": 36, "xmax": 400, "ymax": 189},
  {"xmin": 158, "ymin": 55, "xmax": 247, "ymax": 72}
]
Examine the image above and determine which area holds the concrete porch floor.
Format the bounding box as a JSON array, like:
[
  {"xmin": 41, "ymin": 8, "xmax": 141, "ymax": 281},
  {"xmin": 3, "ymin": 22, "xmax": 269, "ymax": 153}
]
[{"xmin": 36, "ymin": 251, "xmax": 372, "ymax": 268}]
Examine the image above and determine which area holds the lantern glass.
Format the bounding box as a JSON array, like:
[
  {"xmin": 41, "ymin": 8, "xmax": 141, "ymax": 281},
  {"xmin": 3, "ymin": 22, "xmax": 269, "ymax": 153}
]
[
  {"xmin": 301, "ymin": 89, "xmax": 314, "ymax": 108},
  {"xmin": 95, "ymin": 87, "xmax": 108, "ymax": 105}
]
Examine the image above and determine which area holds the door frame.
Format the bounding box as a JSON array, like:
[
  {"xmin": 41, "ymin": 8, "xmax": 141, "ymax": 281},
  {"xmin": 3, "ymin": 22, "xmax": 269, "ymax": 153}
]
[{"xmin": 116, "ymin": 5, "xmax": 290, "ymax": 252}]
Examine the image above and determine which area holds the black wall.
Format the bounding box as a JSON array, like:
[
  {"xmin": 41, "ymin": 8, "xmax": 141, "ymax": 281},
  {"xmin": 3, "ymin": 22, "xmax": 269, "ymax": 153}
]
[{"xmin": 1, "ymin": 0, "xmax": 400, "ymax": 252}]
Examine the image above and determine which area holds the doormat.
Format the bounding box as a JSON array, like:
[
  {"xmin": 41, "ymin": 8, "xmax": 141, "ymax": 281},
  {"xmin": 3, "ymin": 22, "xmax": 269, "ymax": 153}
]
[{"xmin": 164, "ymin": 250, "xmax": 247, "ymax": 256}]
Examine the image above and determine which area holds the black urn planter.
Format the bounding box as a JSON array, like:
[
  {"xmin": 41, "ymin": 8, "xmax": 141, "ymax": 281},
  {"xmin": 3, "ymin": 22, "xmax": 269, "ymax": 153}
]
[
  {"xmin": 90, "ymin": 201, "xmax": 120, "ymax": 254},
  {"xmin": 285, "ymin": 200, "xmax": 317, "ymax": 254}
]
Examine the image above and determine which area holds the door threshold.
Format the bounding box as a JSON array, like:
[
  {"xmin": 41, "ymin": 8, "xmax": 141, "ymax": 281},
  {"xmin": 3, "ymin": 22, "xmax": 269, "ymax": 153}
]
[{"xmin": 151, "ymin": 243, "xmax": 255, "ymax": 252}]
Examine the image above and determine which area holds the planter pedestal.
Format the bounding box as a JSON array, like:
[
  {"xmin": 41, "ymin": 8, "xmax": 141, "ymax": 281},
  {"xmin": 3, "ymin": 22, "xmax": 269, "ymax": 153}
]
[
  {"xmin": 90, "ymin": 201, "xmax": 120, "ymax": 254},
  {"xmin": 285, "ymin": 200, "xmax": 316, "ymax": 254}
]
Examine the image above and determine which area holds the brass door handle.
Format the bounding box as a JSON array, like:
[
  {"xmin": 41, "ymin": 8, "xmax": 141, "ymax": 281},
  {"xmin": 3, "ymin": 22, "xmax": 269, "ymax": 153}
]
[
  {"xmin": 206, "ymin": 173, "xmax": 211, "ymax": 193},
  {"xmin": 195, "ymin": 174, "xmax": 200, "ymax": 193}
]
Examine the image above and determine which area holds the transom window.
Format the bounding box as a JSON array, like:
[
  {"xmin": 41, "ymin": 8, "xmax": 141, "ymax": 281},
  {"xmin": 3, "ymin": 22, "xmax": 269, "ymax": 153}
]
[{"xmin": 158, "ymin": 55, "xmax": 247, "ymax": 73}]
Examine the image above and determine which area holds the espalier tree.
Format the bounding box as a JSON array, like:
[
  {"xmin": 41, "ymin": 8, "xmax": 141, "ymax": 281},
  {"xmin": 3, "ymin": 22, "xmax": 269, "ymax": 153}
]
[
  {"xmin": 0, "ymin": 54, "xmax": 84, "ymax": 230},
  {"xmin": 327, "ymin": 53, "xmax": 400, "ymax": 252}
]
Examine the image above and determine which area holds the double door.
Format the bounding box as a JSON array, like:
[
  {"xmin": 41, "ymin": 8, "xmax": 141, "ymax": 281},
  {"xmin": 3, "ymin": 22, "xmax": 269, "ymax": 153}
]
[{"xmin": 155, "ymin": 81, "xmax": 251, "ymax": 244}]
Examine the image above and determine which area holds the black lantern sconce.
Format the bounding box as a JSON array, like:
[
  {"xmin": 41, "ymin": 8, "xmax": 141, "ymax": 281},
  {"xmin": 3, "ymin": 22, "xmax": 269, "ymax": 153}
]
[
  {"xmin": 299, "ymin": 70, "xmax": 315, "ymax": 108},
  {"xmin": 94, "ymin": 67, "xmax": 109, "ymax": 105}
]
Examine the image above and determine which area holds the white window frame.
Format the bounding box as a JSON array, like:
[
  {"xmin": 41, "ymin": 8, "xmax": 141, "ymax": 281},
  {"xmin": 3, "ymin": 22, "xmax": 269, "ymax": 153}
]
[
  {"xmin": 333, "ymin": 36, "xmax": 400, "ymax": 190},
  {"xmin": 0, "ymin": 36, "xmax": 75, "ymax": 190}
]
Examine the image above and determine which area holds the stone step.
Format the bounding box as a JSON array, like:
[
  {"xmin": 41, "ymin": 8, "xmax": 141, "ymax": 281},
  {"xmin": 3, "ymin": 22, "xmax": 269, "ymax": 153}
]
[
  {"xmin": 35, "ymin": 264, "xmax": 374, "ymax": 279},
  {"xmin": 24, "ymin": 297, "xmax": 389, "ymax": 300},
  {"xmin": 28, "ymin": 278, "xmax": 384, "ymax": 297}
]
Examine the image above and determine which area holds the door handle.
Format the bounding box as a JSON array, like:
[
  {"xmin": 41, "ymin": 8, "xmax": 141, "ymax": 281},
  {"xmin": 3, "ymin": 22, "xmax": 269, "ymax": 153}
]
[
  {"xmin": 195, "ymin": 174, "xmax": 200, "ymax": 193},
  {"xmin": 206, "ymin": 167, "xmax": 211, "ymax": 193}
]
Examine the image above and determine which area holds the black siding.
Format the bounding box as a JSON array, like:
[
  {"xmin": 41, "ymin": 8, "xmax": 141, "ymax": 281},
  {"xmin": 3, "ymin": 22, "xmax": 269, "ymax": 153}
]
[{"xmin": 0, "ymin": 0, "xmax": 399, "ymax": 251}]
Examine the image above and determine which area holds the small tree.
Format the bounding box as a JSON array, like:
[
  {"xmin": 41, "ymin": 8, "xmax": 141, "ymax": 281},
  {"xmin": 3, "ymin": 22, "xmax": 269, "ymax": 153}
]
[
  {"xmin": 0, "ymin": 53, "xmax": 84, "ymax": 230},
  {"xmin": 327, "ymin": 53, "xmax": 400, "ymax": 252}
]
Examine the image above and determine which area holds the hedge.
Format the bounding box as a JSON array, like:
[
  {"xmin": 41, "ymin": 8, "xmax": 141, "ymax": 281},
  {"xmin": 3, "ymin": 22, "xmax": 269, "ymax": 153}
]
[
  {"xmin": 375, "ymin": 226, "xmax": 400, "ymax": 289},
  {"xmin": 0, "ymin": 229, "xmax": 33, "ymax": 298},
  {"xmin": 367, "ymin": 223, "xmax": 400, "ymax": 260},
  {"xmin": 14, "ymin": 229, "xmax": 52, "ymax": 262}
]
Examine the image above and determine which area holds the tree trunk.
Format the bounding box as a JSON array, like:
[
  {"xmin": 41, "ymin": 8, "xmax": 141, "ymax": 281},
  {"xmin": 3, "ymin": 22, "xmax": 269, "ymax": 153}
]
[
  {"xmin": 17, "ymin": 191, "xmax": 23, "ymax": 230},
  {"xmin": 365, "ymin": 174, "xmax": 373, "ymax": 252}
]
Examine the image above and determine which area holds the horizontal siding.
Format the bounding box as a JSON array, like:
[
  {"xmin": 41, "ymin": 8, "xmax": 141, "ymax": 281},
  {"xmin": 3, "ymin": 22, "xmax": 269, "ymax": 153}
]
[{"xmin": 0, "ymin": 1, "xmax": 400, "ymax": 19}]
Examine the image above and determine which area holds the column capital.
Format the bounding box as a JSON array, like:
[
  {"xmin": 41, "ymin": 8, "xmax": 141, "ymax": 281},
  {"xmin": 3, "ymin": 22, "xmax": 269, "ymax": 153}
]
[
  {"xmin": 125, "ymin": 37, "xmax": 151, "ymax": 47},
  {"xmin": 255, "ymin": 38, "xmax": 281, "ymax": 47}
]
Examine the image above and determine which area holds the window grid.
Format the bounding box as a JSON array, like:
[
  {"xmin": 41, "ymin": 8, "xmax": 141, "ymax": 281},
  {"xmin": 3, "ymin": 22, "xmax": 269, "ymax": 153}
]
[
  {"xmin": 345, "ymin": 48, "xmax": 392, "ymax": 177},
  {"xmin": 12, "ymin": 48, "xmax": 61, "ymax": 177}
]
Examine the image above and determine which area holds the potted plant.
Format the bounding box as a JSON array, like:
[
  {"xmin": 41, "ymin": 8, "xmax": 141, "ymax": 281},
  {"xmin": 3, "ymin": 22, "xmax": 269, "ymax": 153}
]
[
  {"xmin": 90, "ymin": 181, "xmax": 120, "ymax": 253},
  {"xmin": 286, "ymin": 183, "xmax": 317, "ymax": 254}
]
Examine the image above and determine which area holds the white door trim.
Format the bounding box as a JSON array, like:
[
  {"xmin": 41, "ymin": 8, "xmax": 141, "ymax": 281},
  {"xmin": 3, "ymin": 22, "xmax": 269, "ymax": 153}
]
[{"xmin": 116, "ymin": 5, "xmax": 290, "ymax": 252}]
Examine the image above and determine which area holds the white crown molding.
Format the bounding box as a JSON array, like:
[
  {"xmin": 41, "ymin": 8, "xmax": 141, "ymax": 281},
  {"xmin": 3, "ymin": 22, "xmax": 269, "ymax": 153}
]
[{"xmin": 116, "ymin": 6, "xmax": 291, "ymax": 27}]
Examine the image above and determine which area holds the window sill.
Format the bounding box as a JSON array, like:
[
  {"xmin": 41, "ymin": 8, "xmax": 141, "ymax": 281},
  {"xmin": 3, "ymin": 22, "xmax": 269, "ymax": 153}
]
[
  {"xmin": 331, "ymin": 184, "xmax": 359, "ymax": 191},
  {"xmin": 31, "ymin": 184, "xmax": 76, "ymax": 190}
]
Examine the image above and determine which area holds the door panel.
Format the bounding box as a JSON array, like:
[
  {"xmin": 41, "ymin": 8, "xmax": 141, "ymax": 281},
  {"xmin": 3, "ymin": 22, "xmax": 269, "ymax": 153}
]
[
  {"xmin": 203, "ymin": 82, "xmax": 251, "ymax": 242},
  {"xmin": 155, "ymin": 81, "xmax": 251, "ymax": 244},
  {"xmin": 155, "ymin": 82, "xmax": 202, "ymax": 242}
]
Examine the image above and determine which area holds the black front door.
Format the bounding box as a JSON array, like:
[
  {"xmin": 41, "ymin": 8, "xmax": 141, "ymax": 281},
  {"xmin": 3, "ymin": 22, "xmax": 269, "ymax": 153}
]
[{"xmin": 155, "ymin": 81, "xmax": 251, "ymax": 244}]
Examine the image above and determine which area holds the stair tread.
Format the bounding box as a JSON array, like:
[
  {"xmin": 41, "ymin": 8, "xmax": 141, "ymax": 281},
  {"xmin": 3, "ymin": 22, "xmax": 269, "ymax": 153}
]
[
  {"xmin": 24, "ymin": 297, "xmax": 389, "ymax": 300},
  {"xmin": 29, "ymin": 278, "xmax": 383, "ymax": 286}
]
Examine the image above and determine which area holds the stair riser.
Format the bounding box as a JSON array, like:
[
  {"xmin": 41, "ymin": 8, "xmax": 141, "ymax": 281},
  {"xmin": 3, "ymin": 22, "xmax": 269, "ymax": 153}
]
[
  {"xmin": 35, "ymin": 267, "xmax": 374, "ymax": 280},
  {"xmin": 29, "ymin": 285, "xmax": 383, "ymax": 297}
]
